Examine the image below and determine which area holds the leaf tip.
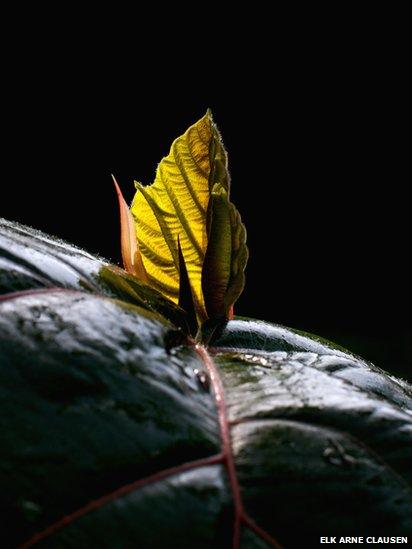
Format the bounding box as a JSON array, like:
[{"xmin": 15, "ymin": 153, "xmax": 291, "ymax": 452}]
[
  {"xmin": 112, "ymin": 175, "xmax": 148, "ymax": 283},
  {"xmin": 133, "ymin": 180, "xmax": 145, "ymax": 192},
  {"xmin": 111, "ymin": 174, "xmax": 121, "ymax": 194}
]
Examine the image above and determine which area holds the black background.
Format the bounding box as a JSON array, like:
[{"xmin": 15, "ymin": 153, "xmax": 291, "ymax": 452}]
[{"xmin": 1, "ymin": 23, "xmax": 410, "ymax": 380}]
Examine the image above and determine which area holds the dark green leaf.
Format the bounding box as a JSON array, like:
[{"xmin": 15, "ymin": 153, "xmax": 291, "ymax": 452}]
[{"xmin": 1, "ymin": 222, "xmax": 411, "ymax": 547}]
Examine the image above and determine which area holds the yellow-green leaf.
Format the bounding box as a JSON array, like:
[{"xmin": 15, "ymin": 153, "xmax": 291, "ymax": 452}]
[{"xmin": 130, "ymin": 110, "xmax": 247, "ymax": 327}]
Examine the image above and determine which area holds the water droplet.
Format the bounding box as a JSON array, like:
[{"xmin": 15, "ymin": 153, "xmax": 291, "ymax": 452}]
[{"xmin": 194, "ymin": 368, "xmax": 210, "ymax": 392}]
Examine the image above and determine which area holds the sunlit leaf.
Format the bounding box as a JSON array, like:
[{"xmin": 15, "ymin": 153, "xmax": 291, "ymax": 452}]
[{"xmin": 130, "ymin": 111, "xmax": 248, "ymax": 327}]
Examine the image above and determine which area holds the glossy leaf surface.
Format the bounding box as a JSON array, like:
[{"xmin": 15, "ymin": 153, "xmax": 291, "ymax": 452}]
[{"xmin": 1, "ymin": 222, "xmax": 411, "ymax": 547}]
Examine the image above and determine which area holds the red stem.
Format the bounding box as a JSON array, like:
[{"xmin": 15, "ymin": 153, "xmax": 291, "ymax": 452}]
[
  {"xmin": 0, "ymin": 288, "xmax": 81, "ymax": 304},
  {"xmin": 20, "ymin": 453, "xmax": 223, "ymax": 548},
  {"xmin": 194, "ymin": 344, "xmax": 282, "ymax": 549},
  {"xmin": 243, "ymin": 514, "xmax": 283, "ymax": 548},
  {"xmin": 195, "ymin": 344, "xmax": 243, "ymax": 547}
]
